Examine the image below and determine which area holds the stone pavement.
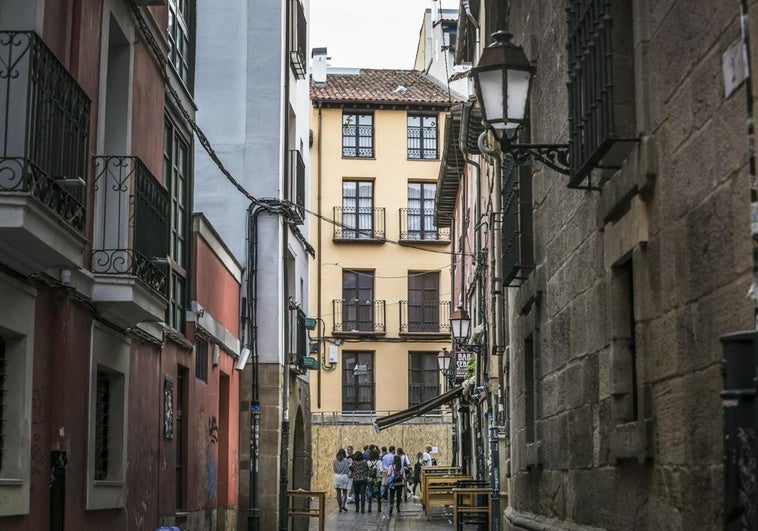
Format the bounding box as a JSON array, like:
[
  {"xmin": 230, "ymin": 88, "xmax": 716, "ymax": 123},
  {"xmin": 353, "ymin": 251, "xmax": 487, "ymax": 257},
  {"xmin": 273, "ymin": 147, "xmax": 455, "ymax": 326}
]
[{"xmin": 307, "ymin": 495, "xmax": 456, "ymax": 530}]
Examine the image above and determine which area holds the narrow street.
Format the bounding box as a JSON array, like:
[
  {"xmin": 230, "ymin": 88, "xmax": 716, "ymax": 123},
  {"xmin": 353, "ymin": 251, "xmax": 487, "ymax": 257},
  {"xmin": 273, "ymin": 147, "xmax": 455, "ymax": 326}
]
[{"xmin": 307, "ymin": 497, "xmax": 456, "ymax": 530}]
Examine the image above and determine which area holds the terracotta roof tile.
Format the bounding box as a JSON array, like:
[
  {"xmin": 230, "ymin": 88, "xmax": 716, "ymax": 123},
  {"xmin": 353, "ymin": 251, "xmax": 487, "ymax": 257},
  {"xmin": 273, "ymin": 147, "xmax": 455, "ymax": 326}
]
[{"xmin": 310, "ymin": 69, "xmax": 461, "ymax": 106}]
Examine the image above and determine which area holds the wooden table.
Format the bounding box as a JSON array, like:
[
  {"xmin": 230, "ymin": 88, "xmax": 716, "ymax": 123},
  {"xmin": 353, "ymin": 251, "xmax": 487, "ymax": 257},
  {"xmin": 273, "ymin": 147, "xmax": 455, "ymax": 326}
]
[{"xmin": 287, "ymin": 490, "xmax": 326, "ymax": 531}]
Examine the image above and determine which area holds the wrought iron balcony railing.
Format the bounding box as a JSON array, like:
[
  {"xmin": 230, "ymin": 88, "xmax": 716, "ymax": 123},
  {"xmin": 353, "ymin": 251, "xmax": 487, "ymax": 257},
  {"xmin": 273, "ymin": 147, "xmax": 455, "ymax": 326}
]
[
  {"xmin": 287, "ymin": 149, "xmax": 305, "ymax": 223},
  {"xmin": 289, "ymin": 0, "xmax": 307, "ymax": 79},
  {"xmin": 399, "ymin": 208, "xmax": 450, "ymax": 243},
  {"xmin": 333, "ymin": 299, "xmax": 386, "ymax": 334},
  {"xmin": 91, "ymin": 156, "xmax": 170, "ymax": 296},
  {"xmin": 333, "ymin": 206, "xmax": 385, "ymax": 242},
  {"xmin": 399, "ymin": 300, "xmax": 451, "ymax": 334},
  {"xmin": 0, "ymin": 31, "xmax": 90, "ymax": 233}
]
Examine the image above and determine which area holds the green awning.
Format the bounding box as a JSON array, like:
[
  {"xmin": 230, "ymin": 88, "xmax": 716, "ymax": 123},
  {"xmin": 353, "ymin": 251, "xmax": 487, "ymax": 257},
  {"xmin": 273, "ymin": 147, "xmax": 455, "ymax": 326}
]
[{"xmin": 374, "ymin": 386, "xmax": 463, "ymax": 432}]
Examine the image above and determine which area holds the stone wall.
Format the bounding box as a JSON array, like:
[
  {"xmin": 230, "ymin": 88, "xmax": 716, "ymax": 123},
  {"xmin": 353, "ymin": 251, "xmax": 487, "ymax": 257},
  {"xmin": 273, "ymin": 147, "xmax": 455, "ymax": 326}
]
[
  {"xmin": 310, "ymin": 423, "xmax": 453, "ymax": 496},
  {"xmin": 503, "ymin": 0, "xmax": 752, "ymax": 530}
]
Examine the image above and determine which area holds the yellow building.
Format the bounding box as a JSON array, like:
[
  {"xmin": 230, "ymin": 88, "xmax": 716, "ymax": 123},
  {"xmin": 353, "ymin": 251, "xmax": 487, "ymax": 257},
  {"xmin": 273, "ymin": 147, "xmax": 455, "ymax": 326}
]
[{"xmin": 309, "ymin": 65, "xmax": 460, "ymax": 421}]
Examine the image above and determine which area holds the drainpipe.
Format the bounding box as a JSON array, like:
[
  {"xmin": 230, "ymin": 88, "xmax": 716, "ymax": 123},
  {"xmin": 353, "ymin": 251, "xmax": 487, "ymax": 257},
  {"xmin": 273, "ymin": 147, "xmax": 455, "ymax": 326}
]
[{"xmin": 478, "ymin": 130, "xmax": 502, "ymax": 531}]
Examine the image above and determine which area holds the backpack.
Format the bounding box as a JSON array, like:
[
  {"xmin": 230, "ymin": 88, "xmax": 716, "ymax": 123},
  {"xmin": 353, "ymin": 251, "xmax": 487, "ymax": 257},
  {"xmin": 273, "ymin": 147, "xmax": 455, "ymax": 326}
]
[
  {"xmin": 368, "ymin": 460, "xmax": 379, "ymax": 480},
  {"xmin": 388, "ymin": 466, "xmax": 403, "ymax": 486}
]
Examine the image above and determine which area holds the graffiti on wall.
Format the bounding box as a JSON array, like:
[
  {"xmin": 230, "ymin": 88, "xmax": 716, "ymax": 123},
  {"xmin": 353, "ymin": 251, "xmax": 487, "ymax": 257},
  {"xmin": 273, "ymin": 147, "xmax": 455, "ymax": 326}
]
[
  {"xmin": 207, "ymin": 415, "xmax": 219, "ymax": 500},
  {"xmin": 164, "ymin": 377, "xmax": 174, "ymax": 440}
]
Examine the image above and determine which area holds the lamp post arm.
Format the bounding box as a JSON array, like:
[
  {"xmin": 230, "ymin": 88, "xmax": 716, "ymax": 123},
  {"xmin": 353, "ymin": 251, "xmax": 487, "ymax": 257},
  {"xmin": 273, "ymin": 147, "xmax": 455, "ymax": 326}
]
[{"xmin": 497, "ymin": 136, "xmax": 571, "ymax": 175}]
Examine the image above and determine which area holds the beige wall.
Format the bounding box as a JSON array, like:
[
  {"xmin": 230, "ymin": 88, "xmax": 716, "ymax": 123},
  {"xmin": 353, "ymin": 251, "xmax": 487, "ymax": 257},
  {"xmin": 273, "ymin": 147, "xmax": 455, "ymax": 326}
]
[
  {"xmin": 310, "ymin": 423, "xmax": 453, "ymax": 496},
  {"xmin": 309, "ymin": 104, "xmax": 452, "ymax": 414}
]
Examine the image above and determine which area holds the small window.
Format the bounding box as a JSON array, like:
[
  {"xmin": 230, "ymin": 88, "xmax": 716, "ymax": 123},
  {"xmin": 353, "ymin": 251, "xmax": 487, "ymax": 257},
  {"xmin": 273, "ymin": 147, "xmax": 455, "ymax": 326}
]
[
  {"xmin": 94, "ymin": 369, "xmax": 111, "ymax": 480},
  {"xmin": 407, "ymin": 114, "xmax": 438, "ymax": 159},
  {"xmin": 342, "ymin": 112, "xmax": 374, "ymax": 158},
  {"xmin": 167, "ymin": 0, "xmax": 194, "ymax": 87},
  {"xmin": 342, "ymin": 352, "xmax": 375, "ymax": 411},
  {"xmin": 195, "ymin": 338, "xmax": 208, "ymax": 382}
]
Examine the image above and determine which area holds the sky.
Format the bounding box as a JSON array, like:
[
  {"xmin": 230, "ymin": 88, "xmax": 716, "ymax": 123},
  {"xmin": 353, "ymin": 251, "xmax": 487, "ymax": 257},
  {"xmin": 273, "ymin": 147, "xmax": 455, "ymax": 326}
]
[{"xmin": 310, "ymin": 0, "xmax": 440, "ymax": 70}]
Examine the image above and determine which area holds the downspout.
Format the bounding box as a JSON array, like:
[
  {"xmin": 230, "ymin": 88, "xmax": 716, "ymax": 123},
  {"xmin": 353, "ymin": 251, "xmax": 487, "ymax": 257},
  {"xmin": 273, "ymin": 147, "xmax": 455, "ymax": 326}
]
[
  {"xmin": 316, "ymin": 103, "xmax": 324, "ymax": 408},
  {"xmin": 279, "ymin": 1, "xmax": 292, "ymax": 527},
  {"xmin": 479, "ymin": 130, "xmax": 502, "ymax": 531}
]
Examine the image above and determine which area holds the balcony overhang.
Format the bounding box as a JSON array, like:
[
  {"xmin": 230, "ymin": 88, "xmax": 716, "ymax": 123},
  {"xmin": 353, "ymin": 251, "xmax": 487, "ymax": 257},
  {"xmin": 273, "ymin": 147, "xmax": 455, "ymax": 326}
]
[
  {"xmin": 0, "ymin": 195, "xmax": 87, "ymax": 274},
  {"xmin": 92, "ymin": 274, "xmax": 167, "ymax": 330},
  {"xmin": 374, "ymin": 386, "xmax": 463, "ymax": 431}
]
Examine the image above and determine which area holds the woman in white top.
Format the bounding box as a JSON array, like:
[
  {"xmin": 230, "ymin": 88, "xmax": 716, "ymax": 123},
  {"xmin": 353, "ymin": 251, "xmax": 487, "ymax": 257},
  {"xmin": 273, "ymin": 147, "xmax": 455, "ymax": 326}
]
[{"xmin": 332, "ymin": 449, "xmax": 351, "ymax": 512}]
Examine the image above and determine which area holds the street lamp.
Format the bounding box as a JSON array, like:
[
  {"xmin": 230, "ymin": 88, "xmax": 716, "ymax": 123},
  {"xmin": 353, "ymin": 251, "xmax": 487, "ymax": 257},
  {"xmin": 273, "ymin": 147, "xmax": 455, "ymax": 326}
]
[
  {"xmin": 437, "ymin": 347, "xmax": 455, "ymax": 390},
  {"xmin": 450, "ymin": 306, "xmax": 472, "ymax": 346},
  {"xmin": 470, "ymin": 31, "xmax": 570, "ymax": 175}
]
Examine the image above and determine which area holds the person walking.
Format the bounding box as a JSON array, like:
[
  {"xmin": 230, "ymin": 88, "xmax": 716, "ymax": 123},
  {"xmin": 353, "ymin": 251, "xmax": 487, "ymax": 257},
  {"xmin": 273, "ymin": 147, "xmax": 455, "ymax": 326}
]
[
  {"xmin": 380, "ymin": 446, "xmax": 395, "ymax": 500},
  {"xmin": 333, "ymin": 449, "xmax": 351, "ymax": 512},
  {"xmin": 366, "ymin": 448, "xmax": 383, "ymax": 513},
  {"xmin": 350, "ymin": 451, "xmax": 370, "ymax": 513},
  {"xmin": 386, "ymin": 454, "xmax": 407, "ymax": 516},
  {"xmin": 410, "ymin": 452, "xmax": 423, "ymax": 498},
  {"xmin": 396, "ymin": 448, "xmax": 411, "ymax": 502}
]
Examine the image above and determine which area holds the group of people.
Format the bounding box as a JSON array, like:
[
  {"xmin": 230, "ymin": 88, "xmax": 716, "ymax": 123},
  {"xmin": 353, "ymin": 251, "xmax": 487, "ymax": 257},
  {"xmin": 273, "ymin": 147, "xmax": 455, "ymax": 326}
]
[{"xmin": 332, "ymin": 444, "xmax": 438, "ymax": 516}]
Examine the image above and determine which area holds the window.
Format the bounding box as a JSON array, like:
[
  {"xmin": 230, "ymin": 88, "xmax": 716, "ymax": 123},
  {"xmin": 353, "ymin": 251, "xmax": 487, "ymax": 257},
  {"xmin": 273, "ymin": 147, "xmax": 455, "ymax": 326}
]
[
  {"xmin": 88, "ymin": 323, "xmax": 129, "ymax": 510},
  {"xmin": 0, "ymin": 278, "xmax": 35, "ymax": 516},
  {"xmin": 167, "ymin": 0, "xmax": 194, "ymax": 87},
  {"xmin": 502, "ymin": 153, "xmax": 534, "ymax": 285},
  {"xmin": 524, "ymin": 335, "xmax": 535, "ymax": 444},
  {"xmin": 407, "ymin": 182, "xmax": 438, "ymax": 240},
  {"xmin": 94, "ymin": 370, "xmax": 112, "ymax": 480},
  {"xmin": 407, "ymin": 114, "xmax": 438, "ymax": 159},
  {"xmin": 289, "ymin": 0, "xmax": 307, "ymax": 78},
  {"xmin": 342, "ymin": 112, "xmax": 373, "ymax": 158},
  {"xmin": 164, "ymin": 118, "xmax": 190, "ymax": 333},
  {"xmin": 342, "ymin": 352, "xmax": 374, "ymax": 411},
  {"xmin": 611, "ymin": 258, "xmax": 638, "ymax": 423},
  {"xmin": 195, "ymin": 338, "xmax": 208, "ymax": 383},
  {"xmin": 566, "ymin": 0, "xmax": 636, "ymax": 188},
  {"xmin": 342, "ymin": 270, "xmax": 374, "ymax": 332},
  {"xmin": 408, "ymin": 352, "xmax": 440, "ymax": 407},
  {"xmin": 342, "ymin": 180, "xmax": 374, "ymax": 239},
  {"xmin": 407, "ymin": 272, "xmax": 439, "ymax": 332},
  {"xmin": 175, "ymin": 365, "xmax": 188, "ymax": 510}
]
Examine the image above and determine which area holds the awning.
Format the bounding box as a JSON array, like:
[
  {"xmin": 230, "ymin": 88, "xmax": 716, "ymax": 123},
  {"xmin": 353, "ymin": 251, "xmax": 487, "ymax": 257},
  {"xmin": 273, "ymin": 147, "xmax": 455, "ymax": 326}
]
[{"xmin": 373, "ymin": 386, "xmax": 463, "ymax": 432}]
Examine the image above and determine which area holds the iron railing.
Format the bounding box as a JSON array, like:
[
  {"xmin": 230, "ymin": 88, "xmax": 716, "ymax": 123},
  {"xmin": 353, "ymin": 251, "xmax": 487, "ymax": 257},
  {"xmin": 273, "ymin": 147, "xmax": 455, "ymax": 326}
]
[
  {"xmin": 289, "ymin": 0, "xmax": 307, "ymax": 79},
  {"xmin": 333, "ymin": 299, "xmax": 386, "ymax": 334},
  {"xmin": 0, "ymin": 31, "xmax": 90, "ymax": 233},
  {"xmin": 333, "ymin": 206, "xmax": 385, "ymax": 241},
  {"xmin": 287, "ymin": 149, "xmax": 305, "ymax": 223},
  {"xmin": 399, "ymin": 208, "xmax": 450, "ymax": 242},
  {"xmin": 408, "ymin": 383, "xmax": 442, "ymax": 407},
  {"xmin": 566, "ymin": 0, "xmax": 637, "ymax": 189},
  {"xmin": 399, "ymin": 300, "xmax": 451, "ymax": 334},
  {"xmin": 92, "ymin": 156, "xmax": 170, "ymax": 296}
]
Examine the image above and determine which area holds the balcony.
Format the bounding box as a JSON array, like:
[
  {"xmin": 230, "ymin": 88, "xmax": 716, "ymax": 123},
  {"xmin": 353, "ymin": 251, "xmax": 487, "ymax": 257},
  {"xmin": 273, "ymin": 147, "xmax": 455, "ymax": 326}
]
[
  {"xmin": 289, "ymin": 0, "xmax": 307, "ymax": 79},
  {"xmin": 399, "ymin": 300, "xmax": 451, "ymax": 337},
  {"xmin": 399, "ymin": 208, "xmax": 450, "ymax": 244},
  {"xmin": 332, "ymin": 206, "xmax": 385, "ymax": 242},
  {"xmin": 0, "ymin": 31, "xmax": 90, "ymax": 274},
  {"xmin": 91, "ymin": 156, "xmax": 169, "ymax": 328},
  {"xmin": 287, "ymin": 150, "xmax": 305, "ymax": 224},
  {"xmin": 333, "ymin": 299, "xmax": 386, "ymax": 336}
]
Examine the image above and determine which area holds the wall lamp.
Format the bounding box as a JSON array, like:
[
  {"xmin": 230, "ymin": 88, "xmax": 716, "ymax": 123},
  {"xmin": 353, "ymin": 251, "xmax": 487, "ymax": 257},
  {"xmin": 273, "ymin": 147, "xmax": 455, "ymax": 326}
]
[
  {"xmin": 437, "ymin": 347, "xmax": 456, "ymax": 391},
  {"xmin": 470, "ymin": 31, "xmax": 570, "ymax": 175}
]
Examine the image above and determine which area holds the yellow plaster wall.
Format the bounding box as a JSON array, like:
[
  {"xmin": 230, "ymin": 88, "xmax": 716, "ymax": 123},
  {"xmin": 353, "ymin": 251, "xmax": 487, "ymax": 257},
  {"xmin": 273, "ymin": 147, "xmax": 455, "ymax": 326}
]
[
  {"xmin": 310, "ymin": 423, "xmax": 453, "ymax": 496},
  {"xmin": 309, "ymin": 103, "xmax": 452, "ymax": 414}
]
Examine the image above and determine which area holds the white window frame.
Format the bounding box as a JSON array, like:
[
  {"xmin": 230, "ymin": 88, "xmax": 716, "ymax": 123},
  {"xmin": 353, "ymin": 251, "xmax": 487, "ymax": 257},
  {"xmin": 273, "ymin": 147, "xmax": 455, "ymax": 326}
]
[
  {"xmin": 86, "ymin": 322, "xmax": 130, "ymax": 510},
  {"xmin": 0, "ymin": 274, "xmax": 35, "ymax": 516}
]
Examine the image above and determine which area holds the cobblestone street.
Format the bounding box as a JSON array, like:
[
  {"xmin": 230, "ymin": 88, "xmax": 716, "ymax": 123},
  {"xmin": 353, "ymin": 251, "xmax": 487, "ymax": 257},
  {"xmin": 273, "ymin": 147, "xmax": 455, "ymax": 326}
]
[{"xmin": 308, "ymin": 496, "xmax": 457, "ymax": 530}]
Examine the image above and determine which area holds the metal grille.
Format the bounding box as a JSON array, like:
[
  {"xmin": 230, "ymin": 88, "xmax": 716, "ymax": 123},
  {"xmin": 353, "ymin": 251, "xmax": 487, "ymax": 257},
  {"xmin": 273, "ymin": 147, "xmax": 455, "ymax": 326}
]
[
  {"xmin": 400, "ymin": 300, "xmax": 450, "ymax": 334},
  {"xmin": 501, "ymin": 154, "xmax": 530, "ymax": 285},
  {"xmin": 342, "ymin": 113, "xmax": 373, "ymax": 158},
  {"xmin": 333, "ymin": 299, "xmax": 386, "ymax": 334},
  {"xmin": 400, "ymin": 208, "xmax": 450, "ymax": 241},
  {"xmin": 95, "ymin": 370, "xmax": 111, "ymax": 481},
  {"xmin": 566, "ymin": 0, "xmax": 635, "ymax": 188},
  {"xmin": 289, "ymin": 0, "xmax": 307, "ymax": 79},
  {"xmin": 287, "ymin": 150, "xmax": 305, "ymax": 223},
  {"xmin": 91, "ymin": 156, "xmax": 169, "ymax": 296},
  {"xmin": 407, "ymin": 114, "xmax": 438, "ymax": 159},
  {"xmin": 195, "ymin": 338, "xmax": 208, "ymax": 382},
  {"xmin": 0, "ymin": 338, "xmax": 5, "ymax": 473},
  {"xmin": 0, "ymin": 31, "xmax": 90, "ymax": 233},
  {"xmin": 333, "ymin": 207, "xmax": 385, "ymax": 241}
]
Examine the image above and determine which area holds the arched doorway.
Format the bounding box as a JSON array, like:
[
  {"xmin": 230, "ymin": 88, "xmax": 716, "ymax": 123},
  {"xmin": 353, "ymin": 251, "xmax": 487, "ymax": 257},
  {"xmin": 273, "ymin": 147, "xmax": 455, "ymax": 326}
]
[{"xmin": 291, "ymin": 407, "xmax": 309, "ymax": 531}]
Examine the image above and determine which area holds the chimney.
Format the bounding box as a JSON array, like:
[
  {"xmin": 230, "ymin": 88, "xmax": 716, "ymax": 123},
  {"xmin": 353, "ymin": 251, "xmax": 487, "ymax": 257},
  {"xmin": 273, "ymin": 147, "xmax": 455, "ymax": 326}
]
[{"xmin": 311, "ymin": 47, "xmax": 328, "ymax": 85}]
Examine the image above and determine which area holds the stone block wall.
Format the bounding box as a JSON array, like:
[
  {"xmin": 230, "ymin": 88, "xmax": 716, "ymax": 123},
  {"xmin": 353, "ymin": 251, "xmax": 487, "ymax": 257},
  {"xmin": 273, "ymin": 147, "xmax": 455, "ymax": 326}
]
[{"xmin": 504, "ymin": 0, "xmax": 753, "ymax": 529}]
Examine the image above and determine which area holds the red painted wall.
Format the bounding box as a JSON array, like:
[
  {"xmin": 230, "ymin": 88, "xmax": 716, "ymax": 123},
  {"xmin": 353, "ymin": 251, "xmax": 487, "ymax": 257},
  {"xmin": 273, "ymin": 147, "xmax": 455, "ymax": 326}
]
[
  {"xmin": 193, "ymin": 235, "xmax": 241, "ymax": 337},
  {"xmin": 131, "ymin": 41, "xmax": 166, "ymax": 180}
]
